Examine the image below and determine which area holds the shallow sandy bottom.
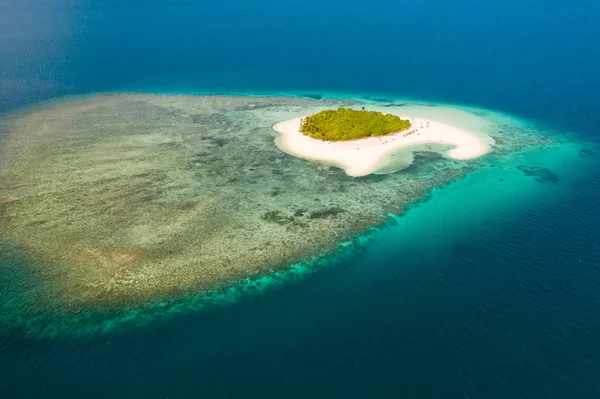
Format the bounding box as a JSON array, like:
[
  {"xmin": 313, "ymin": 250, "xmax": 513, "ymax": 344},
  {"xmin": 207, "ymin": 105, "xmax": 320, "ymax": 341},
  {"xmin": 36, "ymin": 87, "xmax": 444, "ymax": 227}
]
[{"xmin": 0, "ymin": 94, "xmax": 559, "ymax": 336}]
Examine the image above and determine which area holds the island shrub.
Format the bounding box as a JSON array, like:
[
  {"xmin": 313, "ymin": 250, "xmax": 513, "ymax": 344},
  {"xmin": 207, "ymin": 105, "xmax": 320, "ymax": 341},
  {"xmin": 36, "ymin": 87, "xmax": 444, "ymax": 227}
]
[{"xmin": 299, "ymin": 107, "xmax": 410, "ymax": 141}]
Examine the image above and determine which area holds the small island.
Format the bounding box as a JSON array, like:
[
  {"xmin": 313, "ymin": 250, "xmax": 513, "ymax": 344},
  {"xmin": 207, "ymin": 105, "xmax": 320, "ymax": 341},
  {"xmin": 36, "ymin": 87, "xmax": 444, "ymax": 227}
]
[
  {"xmin": 273, "ymin": 106, "xmax": 495, "ymax": 177},
  {"xmin": 300, "ymin": 108, "xmax": 411, "ymax": 141}
]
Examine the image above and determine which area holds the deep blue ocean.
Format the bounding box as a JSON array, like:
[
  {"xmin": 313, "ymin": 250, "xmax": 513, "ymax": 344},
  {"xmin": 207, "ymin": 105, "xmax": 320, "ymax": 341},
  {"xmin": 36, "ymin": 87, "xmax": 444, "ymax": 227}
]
[{"xmin": 1, "ymin": 0, "xmax": 600, "ymax": 397}]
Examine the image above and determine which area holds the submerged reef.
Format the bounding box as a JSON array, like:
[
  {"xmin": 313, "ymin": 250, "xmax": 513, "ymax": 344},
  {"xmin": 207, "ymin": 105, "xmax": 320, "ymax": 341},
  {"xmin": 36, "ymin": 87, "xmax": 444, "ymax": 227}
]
[{"xmin": 0, "ymin": 94, "xmax": 557, "ymax": 336}]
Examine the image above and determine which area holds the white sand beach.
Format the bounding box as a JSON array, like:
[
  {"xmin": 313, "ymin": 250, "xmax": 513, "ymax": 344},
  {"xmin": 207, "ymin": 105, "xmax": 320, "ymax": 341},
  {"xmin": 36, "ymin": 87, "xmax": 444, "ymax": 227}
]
[{"xmin": 273, "ymin": 110, "xmax": 495, "ymax": 177}]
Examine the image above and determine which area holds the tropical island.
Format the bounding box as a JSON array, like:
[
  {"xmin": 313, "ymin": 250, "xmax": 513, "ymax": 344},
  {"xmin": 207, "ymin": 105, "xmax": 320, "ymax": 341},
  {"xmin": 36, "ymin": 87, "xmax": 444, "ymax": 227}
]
[
  {"xmin": 274, "ymin": 107, "xmax": 495, "ymax": 177},
  {"xmin": 299, "ymin": 108, "xmax": 411, "ymax": 141}
]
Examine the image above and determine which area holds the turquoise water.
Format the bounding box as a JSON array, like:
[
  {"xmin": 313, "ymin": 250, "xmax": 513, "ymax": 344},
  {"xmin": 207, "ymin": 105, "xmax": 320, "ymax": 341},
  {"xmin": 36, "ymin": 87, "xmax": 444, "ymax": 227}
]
[{"xmin": 2, "ymin": 0, "xmax": 600, "ymax": 397}]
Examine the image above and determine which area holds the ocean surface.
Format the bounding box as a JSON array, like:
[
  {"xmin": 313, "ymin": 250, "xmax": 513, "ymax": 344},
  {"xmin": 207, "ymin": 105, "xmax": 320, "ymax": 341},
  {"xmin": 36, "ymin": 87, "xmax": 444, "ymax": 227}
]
[{"xmin": 1, "ymin": 0, "xmax": 600, "ymax": 398}]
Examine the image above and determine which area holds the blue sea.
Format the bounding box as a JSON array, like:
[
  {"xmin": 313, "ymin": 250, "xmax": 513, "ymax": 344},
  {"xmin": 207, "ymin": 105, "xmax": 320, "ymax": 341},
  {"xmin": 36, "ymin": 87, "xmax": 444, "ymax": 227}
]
[{"xmin": 1, "ymin": 0, "xmax": 600, "ymax": 398}]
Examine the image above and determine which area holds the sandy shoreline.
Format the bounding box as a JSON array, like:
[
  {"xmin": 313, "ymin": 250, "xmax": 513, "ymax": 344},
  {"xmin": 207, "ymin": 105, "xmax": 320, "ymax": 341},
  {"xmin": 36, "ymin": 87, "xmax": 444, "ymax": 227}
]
[{"xmin": 273, "ymin": 112, "xmax": 495, "ymax": 176}]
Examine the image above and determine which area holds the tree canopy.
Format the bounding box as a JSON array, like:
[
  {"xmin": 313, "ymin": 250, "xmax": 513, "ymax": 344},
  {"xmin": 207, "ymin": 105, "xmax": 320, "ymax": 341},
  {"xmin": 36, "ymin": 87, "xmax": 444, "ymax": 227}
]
[{"xmin": 299, "ymin": 107, "xmax": 411, "ymax": 141}]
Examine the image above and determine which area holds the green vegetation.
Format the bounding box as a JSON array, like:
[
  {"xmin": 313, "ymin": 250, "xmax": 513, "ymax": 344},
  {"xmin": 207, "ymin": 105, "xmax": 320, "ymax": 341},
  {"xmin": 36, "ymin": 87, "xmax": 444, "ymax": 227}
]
[{"xmin": 299, "ymin": 107, "xmax": 411, "ymax": 141}]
